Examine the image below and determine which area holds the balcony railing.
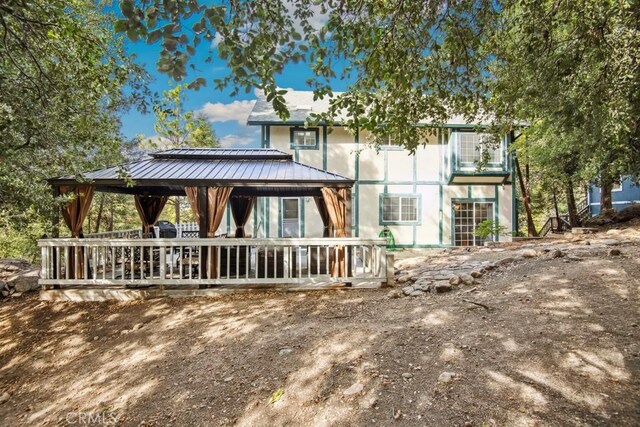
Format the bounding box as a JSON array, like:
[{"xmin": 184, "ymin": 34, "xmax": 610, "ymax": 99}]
[{"xmin": 38, "ymin": 238, "xmax": 390, "ymax": 289}]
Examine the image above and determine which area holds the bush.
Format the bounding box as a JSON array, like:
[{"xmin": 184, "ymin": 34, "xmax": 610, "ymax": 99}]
[{"xmin": 473, "ymin": 220, "xmax": 507, "ymax": 244}]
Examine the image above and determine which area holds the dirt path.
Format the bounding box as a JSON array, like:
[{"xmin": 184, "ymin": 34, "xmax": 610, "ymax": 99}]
[{"xmin": 0, "ymin": 231, "xmax": 639, "ymax": 426}]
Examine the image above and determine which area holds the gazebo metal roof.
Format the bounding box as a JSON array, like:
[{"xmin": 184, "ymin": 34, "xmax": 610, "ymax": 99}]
[{"xmin": 50, "ymin": 148, "xmax": 354, "ymax": 197}]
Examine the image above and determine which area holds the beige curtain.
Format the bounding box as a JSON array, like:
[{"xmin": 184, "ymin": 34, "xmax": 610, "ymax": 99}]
[
  {"xmin": 59, "ymin": 185, "xmax": 95, "ymax": 279},
  {"xmin": 314, "ymin": 196, "xmax": 332, "ymax": 237},
  {"xmin": 321, "ymin": 187, "xmax": 349, "ymax": 277},
  {"xmin": 134, "ymin": 195, "xmax": 168, "ymax": 236},
  {"xmin": 230, "ymin": 196, "xmax": 255, "ymax": 237},
  {"xmin": 185, "ymin": 186, "xmax": 233, "ymax": 278},
  {"xmin": 59, "ymin": 185, "xmax": 95, "ymax": 238}
]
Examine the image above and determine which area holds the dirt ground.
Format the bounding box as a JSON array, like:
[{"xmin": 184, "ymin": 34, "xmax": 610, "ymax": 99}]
[{"xmin": 1, "ymin": 229, "xmax": 639, "ymax": 426}]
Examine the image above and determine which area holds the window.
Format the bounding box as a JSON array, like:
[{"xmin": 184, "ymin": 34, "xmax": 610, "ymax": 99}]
[
  {"xmin": 290, "ymin": 127, "xmax": 319, "ymax": 149},
  {"xmin": 612, "ymin": 178, "xmax": 623, "ymax": 192},
  {"xmin": 459, "ymin": 133, "xmax": 501, "ymax": 165},
  {"xmin": 453, "ymin": 201, "xmax": 495, "ymax": 246},
  {"xmin": 379, "ymin": 134, "xmax": 402, "ymax": 149},
  {"xmin": 381, "ymin": 195, "xmax": 419, "ymax": 224}
]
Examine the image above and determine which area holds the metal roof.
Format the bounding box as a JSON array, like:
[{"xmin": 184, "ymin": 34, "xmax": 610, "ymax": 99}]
[
  {"xmin": 247, "ymin": 89, "xmax": 495, "ymax": 127},
  {"xmin": 50, "ymin": 148, "xmax": 354, "ymax": 191}
]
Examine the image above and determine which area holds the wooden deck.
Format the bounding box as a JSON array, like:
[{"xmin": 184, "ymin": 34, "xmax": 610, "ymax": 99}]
[{"xmin": 38, "ymin": 237, "xmax": 392, "ymax": 299}]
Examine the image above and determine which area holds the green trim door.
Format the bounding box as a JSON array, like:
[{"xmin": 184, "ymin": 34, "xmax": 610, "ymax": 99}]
[{"xmin": 452, "ymin": 201, "xmax": 495, "ymax": 246}]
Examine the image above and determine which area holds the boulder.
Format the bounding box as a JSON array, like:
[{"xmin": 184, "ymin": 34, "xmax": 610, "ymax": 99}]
[
  {"xmin": 0, "ymin": 259, "xmax": 32, "ymax": 279},
  {"xmin": 410, "ymin": 290, "xmax": 426, "ymax": 297},
  {"xmin": 396, "ymin": 274, "xmax": 415, "ymax": 284},
  {"xmin": 547, "ymin": 250, "xmax": 564, "ymax": 259},
  {"xmin": 434, "ymin": 282, "xmax": 453, "ymax": 293},
  {"xmin": 519, "ymin": 249, "xmax": 538, "ymax": 258},
  {"xmin": 449, "ymin": 275, "xmax": 461, "ymax": 286},
  {"xmin": 386, "ymin": 289, "xmax": 403, "ymax": 299},
  {"xmin": 8, "ymin": 269, "xmax": 40, "ymax": 293},
  {"xmin": 437, "ymin": 371, "xmax": 457, "ymax": 384},
  {"xmin": 470, "ymin": 271, "xmax": 483, "ymax": 278},
  {"xmin": 460, "ymin": 274, "xmax": 475, "ymax": 286},
  {"xmin": 608, "ymin": 248, "xmax": 622, "ymax": 256},
  {"xmin": 402, "ymin": 285, "xmax": 415, "ymax": 296},
  {"xmin": 343, "ymin": 382, "xmax": 365, "ymax": 397}
]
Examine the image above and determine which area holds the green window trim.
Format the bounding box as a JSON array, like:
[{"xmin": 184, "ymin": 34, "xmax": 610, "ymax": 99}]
[
  {"xmin": 290, "ymin": 127, "xmax": 320, "ymax": 150},
  {"xmin": 454, "ymin": 130, "xmax": 506, "ymax": 170},
  {"xmin": 379, "ymin": 193, "xmax": 422, "ymax": 226}
]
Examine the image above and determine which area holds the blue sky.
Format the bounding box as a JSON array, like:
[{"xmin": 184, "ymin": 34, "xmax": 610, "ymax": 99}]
[{"xmin": 118, "ymin": 15, "xmax": 349, "ymax": 148}]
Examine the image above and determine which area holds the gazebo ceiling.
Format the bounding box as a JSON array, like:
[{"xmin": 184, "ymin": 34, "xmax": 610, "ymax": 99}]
[{"xmin": 50, "ymin": 148, "xmax": 354, "ymax": 196}]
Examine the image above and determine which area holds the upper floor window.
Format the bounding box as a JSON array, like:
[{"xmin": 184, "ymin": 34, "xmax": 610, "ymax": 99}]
[
  {"xmin": 290, "ymin": 127, "xmax": 319, "ymax": 149},
  {"xmin": 612, "ymin": 177, "xmax": 623, "ymax": 192},
  {"xmin": 379, "ymin": 134, "xmax": 403, "ymax": 150},
  {"xmin": 380, "ymin": 194, "xmax": 420, "ymax": 224},
  {"xmin": 459, "ymin": 133, "xmax": 501, "ymax": 165}
]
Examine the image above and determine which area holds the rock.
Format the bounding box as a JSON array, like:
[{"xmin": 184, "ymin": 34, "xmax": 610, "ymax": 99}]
[
  {"xmin": 470, "ymin": 271, "xmax": 483, "ymax": 278},
  {"xmin": 0, "ymin": 259, "xmax": 32, "ymax": 277},
  {"xmin": 599, "ymin": 239, "xmax": 621, "ymax": 246},
  {"xmin": 410, "ymin": 290, "xmax": 426, "ymax": 297},
  {"xmin": 437, "ymin": 371, "xmax": 457, "ymax": 384},
  {"xmin": 606, "ymin": 229, "xmax": 623, "ymax": 235},
  {"xmin": 584, "ymin": 209, "xmax": 617, "ymax": 227},
  {"xmin": 434, "ymin": 282, "xmax": 453, "ymax": 293},
  {"xmin": 1, "ymin": 290, "xmax": 9, "ymax": 298},
  {"xmin": 460, "ymin": 274, "xmax": 475, "ymax": 286},
  {"xmin": 386, "ymin": 289, "xmax": 403, "ymax": 299},
  {"xmin": 484, "ymin": 263, "xmax": 497, "ymax": 271},
  {"xmin": 132, "ymin": 323, "xmax": 143, "ymax": 331},
  {"xmin": 278, "ymin": 347, "xmax": 293, "ymax": 356},
  {"xmin": 402, "ymin": 286, "xmax": 415, "ymax": 296},
  {"xmin": 359, "ymin": 396, "xmax": 378, "ymax": 409},
  {"xmin": 8, "ymin": 269, "xmax": 40, "ymax": 293},
  {"xmin": 0, "ymin": 392, "xmax": 9, "ymax": 404},
  {"xmin": 519, "ymin": 249, "xmax": 538, "ymax": 258},
  {"xmin": 548, "ymin": 250, "xmax": 563, "ymax": 259},
  {"xmin": 495, "ymin": 257, "xmax": 515, "ymax": 266},
  {"xmin": 396, "ymin": 274, "xmax": 414, "ymax": 284},
  {"xmin": 567, "ymin": 255, "xmax": 583, "ymax": 261},
  {"xmin": 401, "ymin": 372, "xmax": 413, "ymax": 380},
  {"xmin": 449, "ymin": 275, "xmax": 461, "ymax": 286},
  {"xmin": 224, "ymin": 376, "xmax": 234, "ymax": 382},
  {"xmin": 343, "ymin": 382, "xmax": 364, "ymax": 396},
  {"xmin": 608, "ymin": 248, "xmax": 622, "ymax": 256}
]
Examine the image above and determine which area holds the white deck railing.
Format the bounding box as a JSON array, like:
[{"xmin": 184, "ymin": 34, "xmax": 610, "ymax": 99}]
[{"xmin": 38, "ymin": 238, "xmax": 388, "ymax": 289}]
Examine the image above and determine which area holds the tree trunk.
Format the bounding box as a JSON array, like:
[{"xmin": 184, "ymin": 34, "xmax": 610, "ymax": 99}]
[
  {"xmin": 515, "ymin": 157, "xmax": 538, "ymax": 236},
  {"xmin": 565, "ymin": 179, "xmax": 580, "ymax": 227},
  {"xmin": 600, "ymin": 177, "xmax": 613, "ymax": 211},
  {"xmin": 94, "ymin": 194, "xmax": 105, "ymax": 233},
  {"xmin": 552, "ymin": 190, "xmax": 560, "ymax": 232},
  {"xmin": 108, "ymin": 198, "xmax": 114, "ymax": 232},
  {"xmin": 174, "ymin": 196, "xmax": 181, "ymax": 224}
]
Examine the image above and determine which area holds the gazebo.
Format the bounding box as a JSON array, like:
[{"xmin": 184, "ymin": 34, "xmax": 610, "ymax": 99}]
[{"xmin": 39, "ymin": 148, "xmax": 390, "ymax": 298}]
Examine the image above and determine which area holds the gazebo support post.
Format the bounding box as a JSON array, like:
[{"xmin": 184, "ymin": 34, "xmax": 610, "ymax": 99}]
[
  {"xmin": 51, "ymin": 185, "xmax": 60, "ymax": 289},
  {"xmin": 197, "ymin": 186, "xmax": 209, "ymax": 282},
  {"xmin": 344, "ymin": 188, "xmax": 353, "ymax": 279}
]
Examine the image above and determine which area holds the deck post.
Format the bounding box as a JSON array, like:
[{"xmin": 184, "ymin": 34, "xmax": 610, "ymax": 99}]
[
  {"xmin": 51, "ymin": 186, "xmax": 60, "ymax": 288},
  {"xmin": 385, "ymin": 253, "xmax": 395, "ymax": 287},
  {"xmin": 198, "ymin": 186, "xmax": 209, "ymax": 280},
  {"xmin": 344, "ymin": 188, "xmax": 352, "ymax": 279}
]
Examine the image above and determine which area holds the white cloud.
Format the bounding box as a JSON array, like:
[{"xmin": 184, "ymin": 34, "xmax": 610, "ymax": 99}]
[
  {"xmin": 211, "ymin": 32, "xmax": 224, "ymax": 48},
  {"xmin": 198, "ymin": 99, "xmax": 257, "ymax": 124},
  {"xmin": 219, "ymin": 134, "xmax": 258, "ymax": 148}
]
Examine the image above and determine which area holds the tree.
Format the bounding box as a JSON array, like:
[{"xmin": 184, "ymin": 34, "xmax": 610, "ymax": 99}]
[
  {"xmin": 488, "ymin": 0, "xmax": 640, "ymax": 215},
  {"xmin": 115, "ymin": 1, "xmax": 639, "ymax": 231},
  {"xmin": 145, "ymin": 84, "xmax": 219, "ymax": 223},
  {"xmin": 0, "ymin": 1, "xmax": 148, "ymax": 256}
]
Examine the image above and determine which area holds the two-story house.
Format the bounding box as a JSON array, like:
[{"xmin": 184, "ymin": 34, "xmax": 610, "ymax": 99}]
[{"xmin": 236, "ymin": 90, "xmax": 515, "ymax": 247}]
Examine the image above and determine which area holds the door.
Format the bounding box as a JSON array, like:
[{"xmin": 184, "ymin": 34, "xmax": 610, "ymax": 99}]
[
  {"xmin": 281, "ymin": 198, "xmax": 300, "ymax": 238},
  {"xmin": 453, "ymin": 201, "xmax": 495, "ymax": 246}
]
